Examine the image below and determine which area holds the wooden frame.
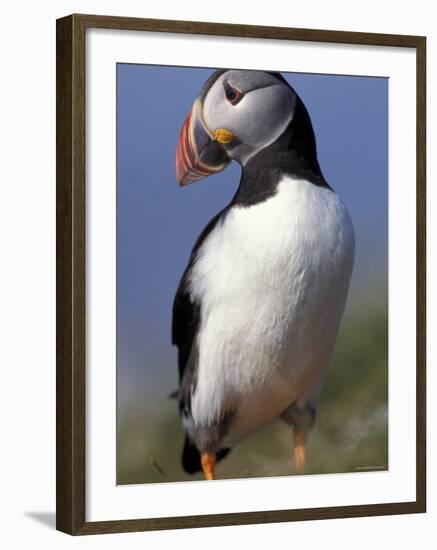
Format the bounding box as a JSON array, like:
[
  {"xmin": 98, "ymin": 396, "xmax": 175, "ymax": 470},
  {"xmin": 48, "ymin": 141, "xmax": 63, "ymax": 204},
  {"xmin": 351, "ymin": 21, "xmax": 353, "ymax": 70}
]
[{"xmin": 56, "ymin": 13, "xmax": 426, "ymax": 535}]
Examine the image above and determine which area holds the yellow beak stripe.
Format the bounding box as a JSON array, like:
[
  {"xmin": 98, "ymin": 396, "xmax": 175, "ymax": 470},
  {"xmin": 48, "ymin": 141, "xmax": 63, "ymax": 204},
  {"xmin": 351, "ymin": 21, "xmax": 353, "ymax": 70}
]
[{"xmin": 214, "ymin": 128, "xmax": 235, "ymax": 144}]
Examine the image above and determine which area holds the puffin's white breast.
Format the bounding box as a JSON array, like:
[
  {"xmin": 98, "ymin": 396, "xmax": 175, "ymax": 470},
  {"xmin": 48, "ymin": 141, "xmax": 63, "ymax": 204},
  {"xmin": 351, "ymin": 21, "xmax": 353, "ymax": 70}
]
[{"xmin": 188, "ymin": 177, "xmax": 355, "ymax": 442}]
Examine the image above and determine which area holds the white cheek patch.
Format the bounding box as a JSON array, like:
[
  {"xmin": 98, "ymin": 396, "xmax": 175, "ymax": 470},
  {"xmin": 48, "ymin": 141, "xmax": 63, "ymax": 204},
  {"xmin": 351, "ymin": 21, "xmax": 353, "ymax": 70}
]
[
  {"xmin": 202, "ymin": 76, "xmax": 296, "ymax": 155},
  {"xmin": 202, "ymin": 76, "xmax": 231, "ymax": 132},
  {"xmin": 237, "ymin": 85, "xmax": 295, "ymax": 148}
]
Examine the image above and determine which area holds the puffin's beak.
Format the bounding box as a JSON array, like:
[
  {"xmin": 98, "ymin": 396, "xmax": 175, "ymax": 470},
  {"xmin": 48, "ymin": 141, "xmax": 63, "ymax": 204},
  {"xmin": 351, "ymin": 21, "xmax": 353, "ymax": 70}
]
[{"xmin": 176, "ymin": 100, "xmax": 231, "ymax": 186}]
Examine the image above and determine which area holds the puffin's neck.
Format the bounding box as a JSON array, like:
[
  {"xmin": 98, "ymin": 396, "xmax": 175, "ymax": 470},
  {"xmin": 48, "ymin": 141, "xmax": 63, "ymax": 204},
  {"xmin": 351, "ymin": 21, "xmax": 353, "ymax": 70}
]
[{"xmin": 231, "ymin": 96, "xmax": 331, "ymax": 208}]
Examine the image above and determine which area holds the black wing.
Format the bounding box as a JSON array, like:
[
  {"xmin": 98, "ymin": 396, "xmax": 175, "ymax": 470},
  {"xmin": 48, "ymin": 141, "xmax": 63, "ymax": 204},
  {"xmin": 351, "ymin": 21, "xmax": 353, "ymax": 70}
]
[
  {"xmin": 172, "ymin": 208, "xmax": 233, "ymax": 474},
  {"xmin": 172, "ymin": 208, "xmax": 228, "ymax": 385},
  {"xmin": 172, "ymin": 268, "xmax": 200, "ymax": 383}
]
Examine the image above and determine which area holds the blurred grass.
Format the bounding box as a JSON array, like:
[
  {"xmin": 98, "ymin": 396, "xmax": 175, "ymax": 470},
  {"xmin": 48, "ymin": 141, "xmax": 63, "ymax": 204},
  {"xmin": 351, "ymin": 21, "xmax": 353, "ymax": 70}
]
[{"xmin": 117, "ymin": 300, "xmax": 388, "ymax": 484}]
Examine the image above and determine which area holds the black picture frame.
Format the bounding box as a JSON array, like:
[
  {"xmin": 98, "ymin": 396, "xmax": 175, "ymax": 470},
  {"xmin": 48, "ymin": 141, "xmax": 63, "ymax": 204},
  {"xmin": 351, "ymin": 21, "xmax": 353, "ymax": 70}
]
[{"xmin": 56, "ymin": 13, "xmax": 426, "ymax": 535}]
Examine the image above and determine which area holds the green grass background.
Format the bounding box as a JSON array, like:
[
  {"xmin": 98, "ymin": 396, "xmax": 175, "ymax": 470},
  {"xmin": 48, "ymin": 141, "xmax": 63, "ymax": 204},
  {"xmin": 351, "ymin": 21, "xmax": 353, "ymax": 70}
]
[{"xmin": 117, "ymin": 296, "xmax": 388, "ymax": 484}]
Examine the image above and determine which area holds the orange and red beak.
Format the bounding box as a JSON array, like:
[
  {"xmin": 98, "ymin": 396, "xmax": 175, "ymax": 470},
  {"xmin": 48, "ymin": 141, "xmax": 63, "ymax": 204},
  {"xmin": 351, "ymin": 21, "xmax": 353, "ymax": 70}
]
[{"xmin": 176, "ymin": 100, "xmax": 230, "ymax": 186}]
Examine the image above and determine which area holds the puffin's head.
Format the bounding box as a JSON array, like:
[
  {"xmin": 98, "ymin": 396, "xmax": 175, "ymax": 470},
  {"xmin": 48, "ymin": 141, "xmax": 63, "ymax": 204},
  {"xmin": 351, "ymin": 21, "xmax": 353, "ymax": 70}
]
[{"xmin": 176, "ymin": 69, "xmax": 297, "ymax": 186}]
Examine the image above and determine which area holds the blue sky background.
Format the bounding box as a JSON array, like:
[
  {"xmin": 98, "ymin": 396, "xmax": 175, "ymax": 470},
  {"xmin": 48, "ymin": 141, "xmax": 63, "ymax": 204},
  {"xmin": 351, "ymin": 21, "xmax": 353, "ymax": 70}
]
[{"xmin": 116, "ymin": 64, "xmax": 388, "ymax": 420}]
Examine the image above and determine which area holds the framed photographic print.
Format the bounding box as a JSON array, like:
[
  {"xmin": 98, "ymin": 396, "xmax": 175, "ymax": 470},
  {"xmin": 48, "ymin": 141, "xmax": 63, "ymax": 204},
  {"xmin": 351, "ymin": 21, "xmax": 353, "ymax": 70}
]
[{"xmin": 56, "ymin": 14, "xmax": 426, "ymax": 535}]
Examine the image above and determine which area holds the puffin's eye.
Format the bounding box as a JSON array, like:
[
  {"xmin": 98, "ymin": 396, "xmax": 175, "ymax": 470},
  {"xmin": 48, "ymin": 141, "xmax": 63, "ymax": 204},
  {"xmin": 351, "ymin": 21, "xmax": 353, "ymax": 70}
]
[{"xmin": 224, "ymin": 81, "xmax": 244, "ymax": 105}]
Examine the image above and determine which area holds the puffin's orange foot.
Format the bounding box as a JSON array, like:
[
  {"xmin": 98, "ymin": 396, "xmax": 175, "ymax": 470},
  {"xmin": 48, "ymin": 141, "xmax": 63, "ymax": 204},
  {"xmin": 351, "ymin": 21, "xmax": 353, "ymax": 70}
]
[
  {"xmin": 201, "ymin": 451, "xmax": 216, "ymax": 480},
  {"xmin": 293, "ymin": 427, "xmax": 307, "ymax": 473}
]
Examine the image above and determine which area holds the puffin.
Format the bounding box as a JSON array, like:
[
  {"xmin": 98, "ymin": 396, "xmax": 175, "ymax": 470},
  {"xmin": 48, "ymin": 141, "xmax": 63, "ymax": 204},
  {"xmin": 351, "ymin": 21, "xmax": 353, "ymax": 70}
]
[{"xmin": 173, "ymin": 69, "xmax": 355, "ymax": 480}]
